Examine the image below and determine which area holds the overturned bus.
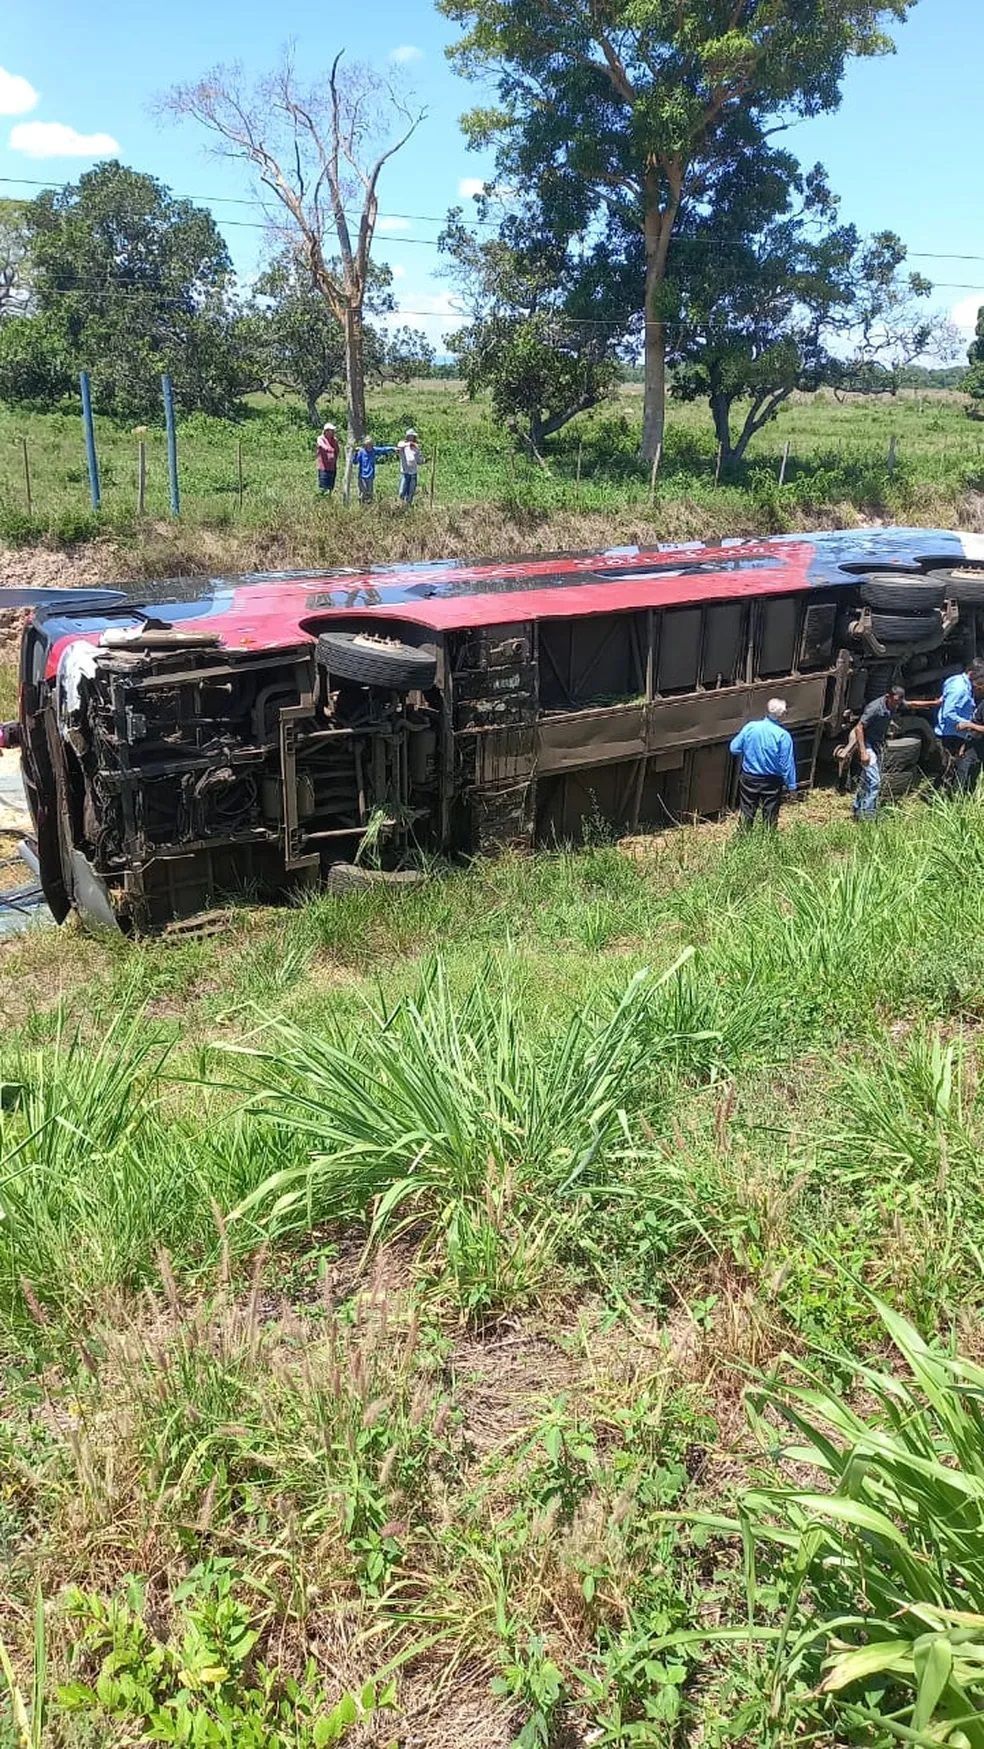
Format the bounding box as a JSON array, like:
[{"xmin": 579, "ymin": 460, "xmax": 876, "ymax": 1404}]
[{"xmin": 13, "ymin": 526, "xmax": 984, "ymax": 933}]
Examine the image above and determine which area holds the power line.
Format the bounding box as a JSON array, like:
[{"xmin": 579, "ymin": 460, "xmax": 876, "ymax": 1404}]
[{"xmin": 1, "ymin": 173, "xmax": 982, "ymax": 264}]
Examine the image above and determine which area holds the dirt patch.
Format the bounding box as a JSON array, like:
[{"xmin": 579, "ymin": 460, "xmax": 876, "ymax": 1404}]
[{"xmin": 0, "ymin": 542, "xmax": 109, "ymax": 591}]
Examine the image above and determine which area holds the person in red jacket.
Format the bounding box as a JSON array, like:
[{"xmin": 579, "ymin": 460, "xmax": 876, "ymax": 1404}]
[{"xmin": 316, "ymin": 423, "xmax": 340, "ymax": 494}]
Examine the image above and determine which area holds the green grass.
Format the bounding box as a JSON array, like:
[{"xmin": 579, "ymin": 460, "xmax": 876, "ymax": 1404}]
[
  {"xmin": 7, "ymin": 792, "xmax": 984, "ymax": 1743},
  {"xmin": 0, "ymin": 383, "xmax": 981, "ymax": 573}
]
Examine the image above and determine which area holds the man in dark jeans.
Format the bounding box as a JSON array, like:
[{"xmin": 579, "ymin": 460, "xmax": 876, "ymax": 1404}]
[
  {"xmin": 730, "ymin": 698, "xmax": 798, "ymax": 828},
  {"xmin": 904, "ymin": 661, "xmax": 984, "ymax": 791},
  {"xmin": 852, "ymin": 683, "xmax": 906, "ymax": 820}
]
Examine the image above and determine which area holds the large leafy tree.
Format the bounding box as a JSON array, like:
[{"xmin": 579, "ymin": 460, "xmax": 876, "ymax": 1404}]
[
  {"xmin": 440, "ymin": 206, "xmax": 628, "ymax": 452},
  {"xmin": 439, "ymin": 0, "xmax": 917, "ymax": 459},
  {"xmin": 247, "ymin": 251, "xmax": 434, "ymax": 423},
  {"xmin": 11, "ymin": 161, "xmax": 248, "ymax": 417},
  {"xmin": 249, "ymin": 251, "xmax": 390, "ymax": 426},
  {"xmin": 671, "ymin": 158, "xmax": 858, "ymax": 464}
]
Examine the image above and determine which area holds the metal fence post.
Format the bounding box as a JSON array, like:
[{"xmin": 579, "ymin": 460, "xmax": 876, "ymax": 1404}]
[
  {"xmin": 79, "ymin": 371, "xmax": 101, "ymax": 510},
  {"xmin": 161, "ymin": 374, "xmax": 180, "ymax": 516}
]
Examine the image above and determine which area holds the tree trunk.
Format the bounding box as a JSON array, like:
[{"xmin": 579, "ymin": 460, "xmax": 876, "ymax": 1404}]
[
  {"xmin": 641, "ymin": 252, "xmax": 667, "ymax": 464},
  {"xmin": 639, "ymin": 173, "xmax": 681, "ymax": 463},
  {"xmin": 306, "ymin": 390, "xmax": 321, "ymax": 428},
  {"xmin": 344, "ymin": 303, "xmax": 368, "ymax": 442},
  {"xmin": 709, "ymin": 390, "xmax": 734, "ymax": 468}
]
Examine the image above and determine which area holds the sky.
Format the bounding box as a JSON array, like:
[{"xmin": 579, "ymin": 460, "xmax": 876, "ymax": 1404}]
[{"xmin": 0, "ymin": 0, "xmax": 982, "ymax": 354}]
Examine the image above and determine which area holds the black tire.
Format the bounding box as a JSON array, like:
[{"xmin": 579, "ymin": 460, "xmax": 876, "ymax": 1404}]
[
  {"xmin": 868, "ymin": 610, "xmax": 944, "ymax": 644},
  {"xmin": 316, "ymin": 630, "xmax": 437, "ymax": 691},
  {"xmin": 859, "ymin": 577, "xmax": 947, "ymax": 612},
  {"xmin": 863, "ymin": 662, "xmax": 896, "ymax": 704},
  {"xmin": 882, "ymin": 768, "xmax": 919, "ymax": 800},
  {"xmin": 882, "ymin": 733, "xmax": 922, "ymax": 773},
  {"xmin": 925, "ymin": 565, "xmax": 984, "ymax": 605}
]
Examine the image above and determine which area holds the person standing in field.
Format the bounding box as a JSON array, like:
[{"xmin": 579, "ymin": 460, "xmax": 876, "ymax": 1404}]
[
  {"xmin": 316, "ymin": 422, "xmax": 339, "ymax": 495},
  {"xmin": 852, "ymin": 683, "xmax": 906, "ymax": 820},
  {"xmin": 349, "ymin": 437, "xmax": 395, "ymax": 504},
  {"xmin": 396, "ymin": 429, "xmax": 424, "ymax": 506},
  {"xmin": 729, "ymin": 698, "xmax": 797, "ymax": 829}
]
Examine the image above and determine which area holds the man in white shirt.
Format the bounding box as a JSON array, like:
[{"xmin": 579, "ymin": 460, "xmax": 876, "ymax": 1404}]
[{"xmin": 396, "ymin": 429, "xmax": 424, "ymax": 506}]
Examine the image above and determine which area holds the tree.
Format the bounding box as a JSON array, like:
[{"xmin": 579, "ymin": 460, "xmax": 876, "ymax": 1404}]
[
  {"xmin": 439, "ymin": 0, "xmax": 915, "ymax": 459},
  {"xmin": 440, "ymin": 206, "xmax": 627, "ymax": 452},
  {"xmin": 671, "ymin": 160, "xmax": 858, "ymax": 465},
  {"xmin": 833, "ymin": 233, "xmax": 960, "ymax": 395},
  {"xmin": 0, "ymin": 200, "xmax": 31, "ymax": 321},
  {"xmin": 12, "ymin": 161, "xmax": 247, "ymax": 417},
  {"xmin": 164, "ymin": 53, "xmax": 426, "ymax": 443},
  {"xmin": 0, "ymin": 312, "xmax": 71, "ymax": 404},
  {"xmin": 378, "ymin": 326, "xmax": 435, "ymax": 385},
  {"xmin": 249, "ymin": 250, "xmax": 397, "ymax": 425},
  {"xmin": 966, "ymin": 306, "xmax": 984, "ymax": 417}
]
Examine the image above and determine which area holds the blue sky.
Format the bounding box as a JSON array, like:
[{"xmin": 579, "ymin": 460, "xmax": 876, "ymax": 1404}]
[{"xmin": 1, "ymin": 0, "xmax": 982, "ymax": 351}]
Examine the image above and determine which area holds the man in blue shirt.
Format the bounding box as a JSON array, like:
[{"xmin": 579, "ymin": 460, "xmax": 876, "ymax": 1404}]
[
  {"xmin": 906, "ymin": 661, "xmax": 984, "ymax": 791},
  {"xmin": 730, "ymin": 699, "xmax": 797, "ymax": 829},
  {"xmin": 349, "ymin": 437, "xmax": 395, "ymax": 504},
  {"xmin": 936, "ymin": 662, "xmax": 984, "ymax": 790}
]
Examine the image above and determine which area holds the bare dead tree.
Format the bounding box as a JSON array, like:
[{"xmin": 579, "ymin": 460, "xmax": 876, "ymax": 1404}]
[{"xmin": 163, "ymin": 53, "xmax": 426, "ymax": 440}]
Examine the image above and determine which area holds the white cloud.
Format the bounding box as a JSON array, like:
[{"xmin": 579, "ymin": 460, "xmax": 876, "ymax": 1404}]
[
  {"xmin": 0, "ymin": 67, "xmax": 38, "ymax": 116},
  {"xmin": 951, "ymin": 293, "xmax": 983, "ymax": 335},
  {"xmin": 389, "ymin": 44, "xmax": 423, "ymax": 64},
  {"xmin": 9, "ymin": 119, "xmax": 120, "ymax": 158},
  {"xmin": 458, "ymin": 177, "xmax": 485, "ymax": 199},
  {"xmin": 390, "ymin": 263, "xmax": 407, "ymax": 280},
  {"xmin": 377, "ymin": 215, "xmax": 411, "ymax": 234}
]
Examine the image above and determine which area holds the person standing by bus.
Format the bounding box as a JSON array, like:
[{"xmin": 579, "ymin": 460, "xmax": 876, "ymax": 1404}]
[
  {"xmin": 852, "ymin": 683, "xmax": 906, "ymax": 820},
  {"xmin": 396, "ymin": 429, "xmax": 424, "ymax": 506},
  {"xmin": 316, "ymin": 423, "xmax": 340, "ymax": 495},
  {"xmin": 349, "ymin": 437, "xmax": 395, "ymax": 504},
  {"xmin": 729, "ymin": 699, "xmax": 797, "ymax": 829}
]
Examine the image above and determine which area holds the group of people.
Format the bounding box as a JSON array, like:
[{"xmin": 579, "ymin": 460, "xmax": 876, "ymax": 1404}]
[
  {"xmin": 315, "ymin": 425, "xmax": 425, "ymax": 506},
  {"xmin": 730, "ymin": 660, "xmax": 984, "ymax": 829}
]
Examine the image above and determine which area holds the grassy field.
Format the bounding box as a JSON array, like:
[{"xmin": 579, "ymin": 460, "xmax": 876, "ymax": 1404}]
[
  {"xmin": 5, "ymin": 789, "xmax": 984, "ymax": 1744},
  {"xmin": 0, "ymin": 383, "xmax": 982, "ymax": 580}
]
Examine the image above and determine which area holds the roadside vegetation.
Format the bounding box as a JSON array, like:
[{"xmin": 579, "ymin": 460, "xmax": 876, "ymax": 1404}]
[
  {"xmin": 5, "ymin": 790, "xmax": 984, "ymax": 1744},
  {"xmin": 0, "ymin": 383, "xmax": 982, "ymax": 579}
]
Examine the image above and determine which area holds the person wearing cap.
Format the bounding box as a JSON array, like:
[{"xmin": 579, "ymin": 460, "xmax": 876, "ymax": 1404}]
[
  {"xmin": 316, "ymin": 423, "xmax": 340, "ymax": 494},
  {"xmin": 729, "ymin": 699, "xmax": 797, "ymax": 829},
  {"xmin": 349, "ymin": 436, "xmax": 396, "ymax": 504},
  {"xmin": 852, "ymin": 683, "xmax": 907, "ymax": 820},
  {"xmin": 396, "ymin": 429, "xmax": 425, "ymax": 505}
]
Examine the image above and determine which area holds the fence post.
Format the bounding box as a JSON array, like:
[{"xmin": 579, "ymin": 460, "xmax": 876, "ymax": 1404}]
[
  {"xmin": 429, "ymin": 444, "xmax": 438, "ymax": 506},
  {"xmin": 20, "ymin": 437, "xmax": 32, "ymax": 516},
  {"xmin": 79, "ymin": 371, "xmax": 101, "ymax": 510},
  {"xmin": 649, "ymin": 441, "xmax": 662, "ymax": 505},
  {"xmin": 714, "ymin": 443, "xmax": 723, "ymax": 487},
  {"xmin": 886, "ymin": 433, "xmax": 898, "ymax": 479},
  {"xmin": 778, "ymin": 440, "xmax": 790, "ymax": 487},
  {"xmin": 136, "ymin": 439, "xmax": 146, "ymax": 514},
  {"xmin": 161, "ymin": 374, "xmax": 180, "ymax": 517},
  {"xmin": 575, "ymin": 439, "xmax": 583, "ymax": 506},
  {"xmin": 237, "ymin": 438, "xmax": 244, "ymax": 512}
]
